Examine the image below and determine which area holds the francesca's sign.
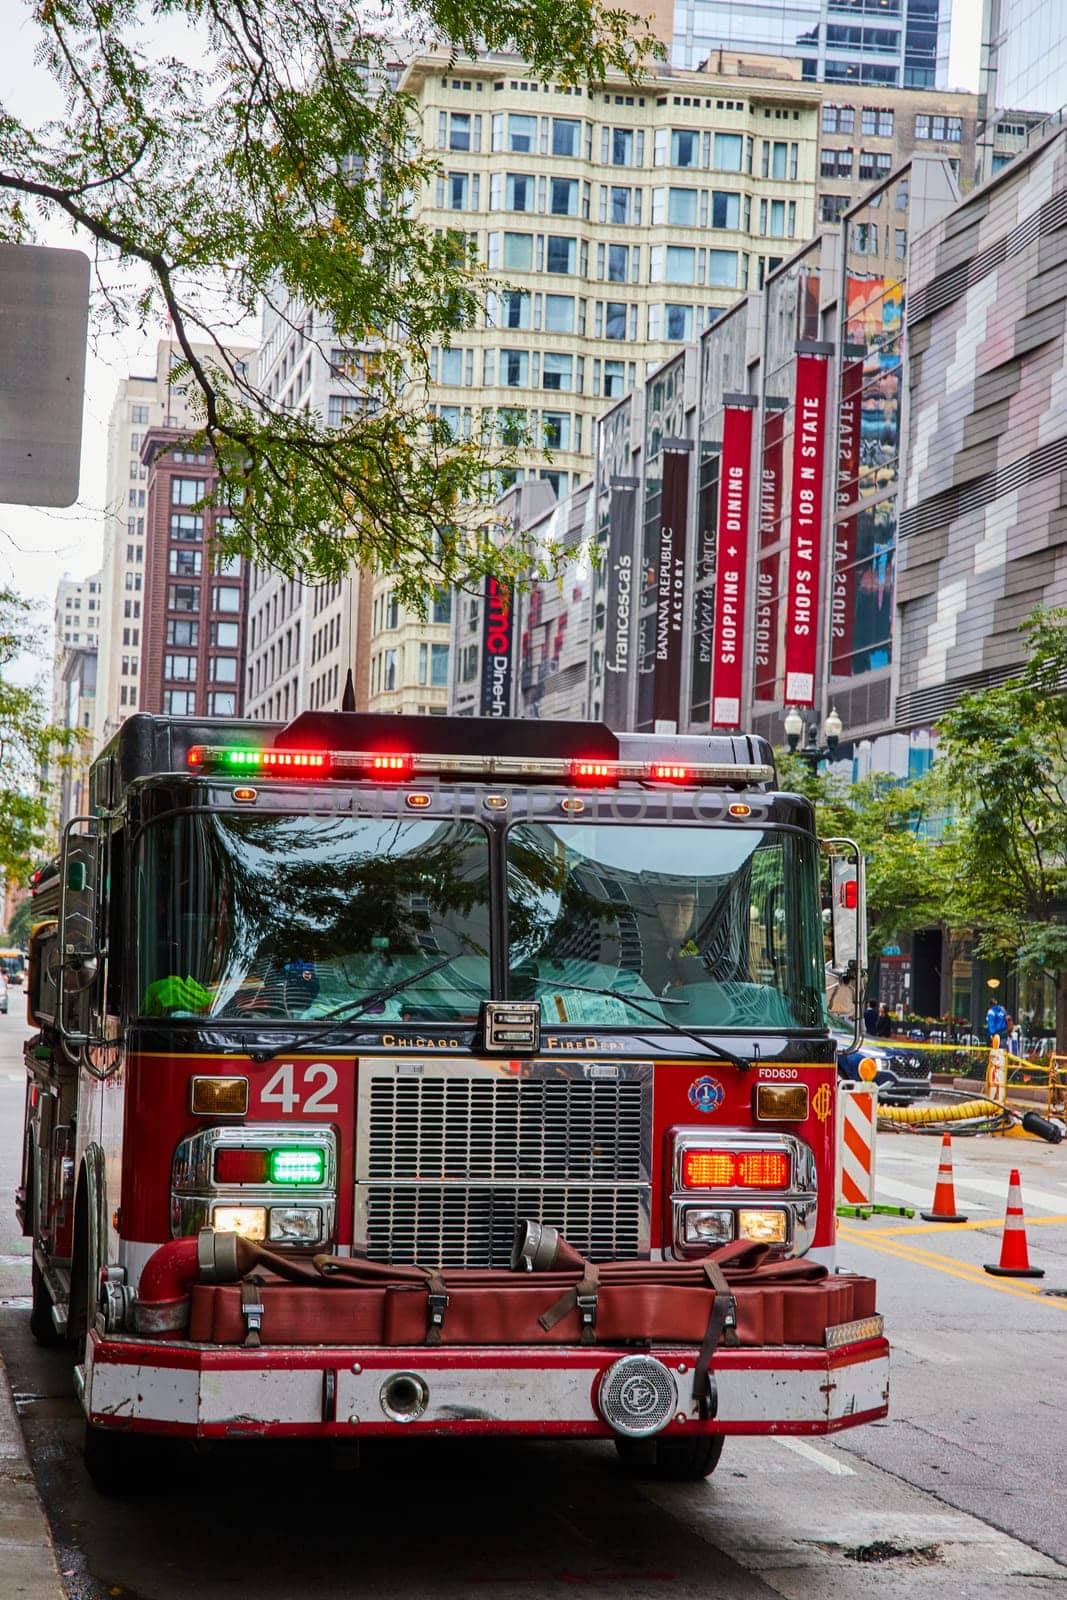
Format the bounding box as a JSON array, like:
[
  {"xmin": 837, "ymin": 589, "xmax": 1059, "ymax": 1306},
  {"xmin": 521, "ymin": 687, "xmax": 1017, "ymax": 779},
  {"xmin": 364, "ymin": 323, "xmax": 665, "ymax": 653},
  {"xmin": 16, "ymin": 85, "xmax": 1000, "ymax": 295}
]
[
  {"xmin": 783, "ymin": 353, "xmax": 829, "ymax": 708},
  {"xmin": 710, "ymin": 403, "xmax": 754, "ymax": 728}
]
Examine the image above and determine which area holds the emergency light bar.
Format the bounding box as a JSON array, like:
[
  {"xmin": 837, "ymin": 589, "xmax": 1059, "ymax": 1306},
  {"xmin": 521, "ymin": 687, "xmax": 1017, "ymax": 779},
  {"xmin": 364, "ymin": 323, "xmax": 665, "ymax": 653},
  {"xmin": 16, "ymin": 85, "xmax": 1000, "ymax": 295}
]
[{"xmin": 186, "ymin": 745, "xmax": 773, "ymax": 787}]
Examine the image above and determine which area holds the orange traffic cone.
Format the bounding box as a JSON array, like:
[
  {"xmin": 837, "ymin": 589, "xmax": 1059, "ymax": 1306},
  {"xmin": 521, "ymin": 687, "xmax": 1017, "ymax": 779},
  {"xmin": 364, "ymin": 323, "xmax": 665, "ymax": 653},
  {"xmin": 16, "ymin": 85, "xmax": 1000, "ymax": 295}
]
[
  {"xmin": 985, "ymin": 1169, "xmax": 1044, "ymax": 1278},
  {"xmin": 920, "ymin": 1132, "xmax": 968, "ymax": 1223}
]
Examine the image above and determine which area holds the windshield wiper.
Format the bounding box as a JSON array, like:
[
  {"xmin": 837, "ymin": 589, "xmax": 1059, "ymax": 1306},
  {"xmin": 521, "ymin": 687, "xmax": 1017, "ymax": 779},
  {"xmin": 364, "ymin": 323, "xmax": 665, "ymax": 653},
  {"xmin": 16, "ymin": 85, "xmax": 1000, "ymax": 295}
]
[
  {"xmin": 527, "ymin": 980, "xmax": 749, "ymax": 1072},
  {"xmin": 248, "ymin": 953, "xmax": 461, "ymax": 1064}
]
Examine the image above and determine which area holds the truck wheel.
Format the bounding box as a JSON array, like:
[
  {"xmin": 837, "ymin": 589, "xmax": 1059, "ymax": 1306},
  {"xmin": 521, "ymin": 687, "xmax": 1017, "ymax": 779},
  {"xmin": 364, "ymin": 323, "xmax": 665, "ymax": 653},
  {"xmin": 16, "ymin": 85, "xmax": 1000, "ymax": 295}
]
[
  {"xmin": 29, "ymin": 1261, "xmax": 64, "ymax": 1349},
  {"xmin": 83, "ymin": 1423, "xmax": 156, "ymax": 1498},
  {"xmin": 614, "ymin": 1433, "xmax": 725, "ymax": 1481}
]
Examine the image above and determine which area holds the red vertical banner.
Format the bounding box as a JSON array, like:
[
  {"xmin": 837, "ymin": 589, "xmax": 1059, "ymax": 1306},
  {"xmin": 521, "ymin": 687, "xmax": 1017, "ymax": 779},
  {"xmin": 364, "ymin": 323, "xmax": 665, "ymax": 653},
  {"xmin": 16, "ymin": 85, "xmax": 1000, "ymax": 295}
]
[
  {"xmin": 710, "ymin": 403, "xmax": 754, "ymax": 729},
  {"xmin": 783, "ymin": 353, "xmax": 829, "ymax": 708},
  {"xmin": 652, "ymin": 446, "xmax": 690, "ymax": 730},
  {"xmin": 830, "ymin": 352, "xmax": 864, "ymax": 679},
  {"xmin": 753, "ymin": 407, "xmax": 784, "ymax": 702}
]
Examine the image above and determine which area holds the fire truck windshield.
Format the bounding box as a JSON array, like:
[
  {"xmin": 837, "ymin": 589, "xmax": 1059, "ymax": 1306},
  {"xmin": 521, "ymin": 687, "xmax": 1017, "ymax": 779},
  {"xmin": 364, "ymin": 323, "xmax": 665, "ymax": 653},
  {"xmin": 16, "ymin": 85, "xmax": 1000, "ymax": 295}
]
[
  {"xmin": 506, "ymin": 823, "xmax": 825, "ymax": 1031},
  {"xmin": 135, "ymin": 813, "xmax": 491, "ymax": 1021}
]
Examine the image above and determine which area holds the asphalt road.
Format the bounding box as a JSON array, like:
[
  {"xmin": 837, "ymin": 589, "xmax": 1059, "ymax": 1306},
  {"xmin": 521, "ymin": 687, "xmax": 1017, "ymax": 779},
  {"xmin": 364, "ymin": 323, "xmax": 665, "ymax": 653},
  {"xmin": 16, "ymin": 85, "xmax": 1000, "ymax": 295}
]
[{"xmin": 2, "ymin": 1005, "xmax": 1067, "ymax": 1599}]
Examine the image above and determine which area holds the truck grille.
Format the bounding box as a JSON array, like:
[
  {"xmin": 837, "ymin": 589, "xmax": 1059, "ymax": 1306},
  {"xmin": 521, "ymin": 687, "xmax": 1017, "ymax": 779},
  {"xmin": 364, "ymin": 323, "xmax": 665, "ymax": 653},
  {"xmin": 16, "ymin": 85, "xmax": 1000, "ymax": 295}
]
[{"xmin": 357, "ymin": 1063, "xmax": 651, "ymax": 1269}]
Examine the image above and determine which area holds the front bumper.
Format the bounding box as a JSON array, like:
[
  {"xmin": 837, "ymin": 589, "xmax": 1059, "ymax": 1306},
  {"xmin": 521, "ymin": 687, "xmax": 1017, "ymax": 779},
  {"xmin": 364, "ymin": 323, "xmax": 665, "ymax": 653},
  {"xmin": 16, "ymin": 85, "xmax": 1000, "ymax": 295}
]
[{"xmin": 82, "ymin": 1332, "xmax": 889, "ymax": 1439}]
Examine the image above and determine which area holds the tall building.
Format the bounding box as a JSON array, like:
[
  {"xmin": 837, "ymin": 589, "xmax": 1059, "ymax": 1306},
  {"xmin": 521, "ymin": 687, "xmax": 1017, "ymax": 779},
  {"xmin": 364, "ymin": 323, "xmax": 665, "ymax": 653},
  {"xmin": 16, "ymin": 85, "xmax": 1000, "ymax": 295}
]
[
  {"xmin": 139, "ymin": 427, "xmax": 250, "ymax": 719},
  {"xmin": 48, "ymin": 572, "xmax": 101, "ymax": 837},
  {"xmin": 94, "ymin": 339, "xmax": 253, "ymax": 746},
  {"xmin": 245, "ymin": 49, "xmax": 974, "ymax": 724},
  {"xmin": 672, "ymin": 0, "xmax": 953, "ymax": 88},
  {"xmin": 244, "ymin": 302, "xmax": 373, "ymax": 723},
  {"xmin": 981, "ymin": 0, "xmax": 1067, "ymax": 119}
]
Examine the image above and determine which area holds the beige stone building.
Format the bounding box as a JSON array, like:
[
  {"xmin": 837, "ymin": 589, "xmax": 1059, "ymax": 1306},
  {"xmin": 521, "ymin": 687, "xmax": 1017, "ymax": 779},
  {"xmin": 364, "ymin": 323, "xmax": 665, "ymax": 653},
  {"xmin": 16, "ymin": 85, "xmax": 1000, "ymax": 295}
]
[{"xmin": 406, "ymin": 50, "xmax": 823, "ymax": 499}]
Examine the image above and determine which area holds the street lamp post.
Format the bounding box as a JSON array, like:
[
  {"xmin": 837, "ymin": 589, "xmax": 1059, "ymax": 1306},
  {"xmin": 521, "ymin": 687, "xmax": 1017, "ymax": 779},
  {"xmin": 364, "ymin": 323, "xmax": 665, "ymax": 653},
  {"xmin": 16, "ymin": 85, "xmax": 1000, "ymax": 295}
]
[{"xmin": 783, "ymin": 706, "xmax": 844, "ymax": 774}]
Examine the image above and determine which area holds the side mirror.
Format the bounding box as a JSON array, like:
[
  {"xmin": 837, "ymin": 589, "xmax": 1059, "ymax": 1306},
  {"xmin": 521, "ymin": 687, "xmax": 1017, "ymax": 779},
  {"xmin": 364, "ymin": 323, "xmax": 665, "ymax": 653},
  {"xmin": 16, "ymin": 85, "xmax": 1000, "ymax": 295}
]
[{"xmin": 821, "ymin": 839, "xmax": 868, "ymax": 1051}]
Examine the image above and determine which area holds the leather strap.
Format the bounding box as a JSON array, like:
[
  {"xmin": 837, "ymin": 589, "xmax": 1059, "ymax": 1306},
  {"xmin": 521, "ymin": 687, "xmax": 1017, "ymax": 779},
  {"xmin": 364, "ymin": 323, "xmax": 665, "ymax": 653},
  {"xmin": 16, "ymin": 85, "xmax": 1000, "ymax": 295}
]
[
  {"xmin": 538, "ymin": 1263, "xmax": 600, "ymax": 1342},
  {"xmin": 692, "ymin": 1291, "xmax": 732, "ymax": 1420},
  {"xmin": 240, "ymin": 1280, "xmax": 263, "ymax": 1348}
]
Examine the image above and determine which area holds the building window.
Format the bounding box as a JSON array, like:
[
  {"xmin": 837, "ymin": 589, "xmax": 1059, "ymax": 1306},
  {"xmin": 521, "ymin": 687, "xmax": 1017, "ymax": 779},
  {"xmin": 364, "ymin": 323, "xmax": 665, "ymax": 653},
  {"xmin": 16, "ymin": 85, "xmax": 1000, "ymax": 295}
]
[
  {"xmin": 432, "ymin": 588, "xmax": 452, "ymax": 624},
  {"xmin": 501, "ymin": 349, "xmax": 529, "ymax": 386},
  {"xmin": 430, "ymin": 643, "xmax": 450, "ymax": 686},
  {"xmin": 503, "ymin": 231, "xmax": 534, "ymax": 271},
  {"xmin": 170, "ymin": 512, "xmax": 204, "ymax": 540},
  {"xmin": 671, "ymin": 128, "xmax": 699, "ymax": 168},
  {"xmin": 542, "ymin": 410, "xmax": 571, "ymax": 449},
  {"xmin": 172, "ymin": 477, "xmax": 207, "ymax": 505},
  {"xmin": 327, "ymin": 393, "xmax": 364, "ymax": 426},
  {"xmin": 822, "ymin": 103, "xmax": 855, "ymax": 134},
  {"xmin": 209, "ymin": 656, "xmax": 238, "ymax": 682},
  {"xmin": 859, "ymin": 150, "xmax": 892, "ymax": 181},
  {"xmin": 545, "ymin": 236, "xmax": 577, "ymax": 274},
  {"xmin": 164, "ymin": 654, "xmax": 196, "ymax": 681},
  {"xmin": 505, "ymin": 172, "xmax": 533, "ymax": 211},
  {"xmin": 449, "ymin": 112, "xmax": 472, "ymax": 151},
  {"xmin": 603, "ymin": 359, "xmax": 626, "ymax": 398},
  {"xmin": 819, "ymin": 193, "xmax": 850, "ymax": 223},
  {"xmin": 820, "ymin": 148, "xmax": 852, "ymax": 178},
  {"xmin": 131, "ymin": 404, "xmax": 149, "ymax": 425},
  {"xmin": 166, "ymin": 619, "xmax": 199, "ymax": 646},
  {"xmin": 550, "ymin": 177, "xmax": 579, "ymax": 216},
  {"xmin": 552, "ymin": 117, "xmax": 580, "ymax": 157},
  {"xmin": 712, "ymin": 132, "xmax": 743, "ymax": 172},
  {"xmin": 212, "ymin": 585, "xmax": 242, "ymax": 612},
  {"xmin": 610, "ymin": 127, "xmax": 634, "ymax": 166},
  {"xmin": 167, "ymin": 584, "xmax": 199, "ymax": 613},
  {"xmin": 708, "ymin": 250, "xmax": 738, "ymax": 287},
  {"xmin": 861, "ymin": 107, "xmax": 894, "ymax": 137},
  {"xmin": 507, "ymin": 113, "xmax": 536, "ymax": 153},
  {"xmin": 169, "ymin": 548, "xmax": 202, "ymax": 577},
  {"xmin": 664, "ymin": 304, "xmax": 693, "ymax": 340},
  {"xmin": 208, "ymin": 693, "xmax": 237, "ymax": 715},
  {"xmin": 162, "ymin": 690, "xmax": 196, "ymax": 714},
  {"xmin": 542, "ymin": 352, "xmax": 573, "ymax": 391},
  {"xmin": 543, "ymin": 294, "xmax": 574, "ymax": 333},
  {"xmin": 608, "ymin": 185, "xmax": 631, "ymax": 224}
]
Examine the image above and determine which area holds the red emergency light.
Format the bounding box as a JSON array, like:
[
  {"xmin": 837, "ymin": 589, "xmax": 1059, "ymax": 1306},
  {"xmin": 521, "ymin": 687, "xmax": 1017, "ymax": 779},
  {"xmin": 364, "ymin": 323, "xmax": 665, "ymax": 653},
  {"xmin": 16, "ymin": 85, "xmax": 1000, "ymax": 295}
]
[
  {"xmin": 570, "ymin": 760, "xmax": 618, "ymax": 785},
  {"xmin": 651, "ymin": 764, "xmax": 691, "ymax": 783},
  {"xmin": 681, "ymin": 1148, "xmax": 791, "ymax": 1190}
]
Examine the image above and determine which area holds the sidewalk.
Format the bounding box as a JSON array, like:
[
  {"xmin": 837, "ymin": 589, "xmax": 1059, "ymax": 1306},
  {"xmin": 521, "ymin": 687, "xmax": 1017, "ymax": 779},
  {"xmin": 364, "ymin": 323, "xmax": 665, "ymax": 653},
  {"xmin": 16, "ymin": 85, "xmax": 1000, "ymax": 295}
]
[{"xmin": 0, "ymin": 1352, "xmax": 64, "ymax": 1599}]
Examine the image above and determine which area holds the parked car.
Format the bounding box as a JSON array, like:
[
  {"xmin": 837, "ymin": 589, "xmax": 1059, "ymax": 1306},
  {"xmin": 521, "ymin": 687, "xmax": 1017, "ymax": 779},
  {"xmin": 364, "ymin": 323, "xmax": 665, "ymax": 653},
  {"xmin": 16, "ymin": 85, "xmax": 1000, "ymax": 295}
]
[
  {"xmin": 0, "ymin": 972, "xmax": 8, "ymax": 1014},
  {"xmin": 833, "ymin": 1029, "xmax": 933, "ymax": 1105}
]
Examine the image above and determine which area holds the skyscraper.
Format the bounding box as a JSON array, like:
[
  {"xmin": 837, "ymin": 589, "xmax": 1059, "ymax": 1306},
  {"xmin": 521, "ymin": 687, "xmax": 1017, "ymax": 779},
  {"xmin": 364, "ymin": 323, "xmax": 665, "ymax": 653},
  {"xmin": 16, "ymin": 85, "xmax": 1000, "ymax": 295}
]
[
  {"xmin": 672, "ymin": 0, "xmax": 952, "ymax": 90},
  {"xmin": 982, "ymin": 0, "xmax": 1067, "ymax": 118}
]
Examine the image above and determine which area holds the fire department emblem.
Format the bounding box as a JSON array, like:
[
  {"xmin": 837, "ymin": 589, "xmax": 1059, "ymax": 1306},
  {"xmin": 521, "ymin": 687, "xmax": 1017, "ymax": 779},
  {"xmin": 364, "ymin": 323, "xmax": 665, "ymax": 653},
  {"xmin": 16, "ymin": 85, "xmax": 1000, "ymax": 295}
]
[
  {"xmin": 813, "ymin": 1084, "xmax": 833, "ymax": 1122},
  {"xmin": 688, "ymin": 1075, "xmax": 725, "ymax": 1114}
]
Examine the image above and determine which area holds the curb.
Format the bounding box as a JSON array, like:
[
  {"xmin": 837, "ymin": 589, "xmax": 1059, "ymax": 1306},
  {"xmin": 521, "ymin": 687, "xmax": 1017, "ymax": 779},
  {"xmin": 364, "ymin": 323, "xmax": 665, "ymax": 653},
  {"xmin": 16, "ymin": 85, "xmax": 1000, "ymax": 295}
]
[{"xmin": 0, "ymin": 1351, "xmax": 65, "ymax": 1599}]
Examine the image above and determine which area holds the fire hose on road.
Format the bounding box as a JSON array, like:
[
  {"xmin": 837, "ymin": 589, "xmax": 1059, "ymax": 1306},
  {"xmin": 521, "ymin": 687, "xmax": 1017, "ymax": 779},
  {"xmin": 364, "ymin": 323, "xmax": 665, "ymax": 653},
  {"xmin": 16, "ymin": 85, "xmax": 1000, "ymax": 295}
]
[{"xmin": 878, "ymin": 1092, "xmax": 1064, "ymax": 1141}]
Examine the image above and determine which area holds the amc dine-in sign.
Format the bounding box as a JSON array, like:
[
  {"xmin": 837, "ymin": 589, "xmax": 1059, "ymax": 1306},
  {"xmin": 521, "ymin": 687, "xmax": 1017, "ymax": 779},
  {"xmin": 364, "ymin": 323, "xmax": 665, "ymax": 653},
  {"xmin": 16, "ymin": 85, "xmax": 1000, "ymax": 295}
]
[{"xmin": 480, "ymin": 576, "xmax": 514, "ymax": 718}]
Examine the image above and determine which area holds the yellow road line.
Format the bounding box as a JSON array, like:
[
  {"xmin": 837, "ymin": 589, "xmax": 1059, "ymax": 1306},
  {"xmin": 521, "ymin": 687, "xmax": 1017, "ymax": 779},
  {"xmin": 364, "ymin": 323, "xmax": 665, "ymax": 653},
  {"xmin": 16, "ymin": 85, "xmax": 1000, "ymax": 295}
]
[
  {"xmin": 837, "ymin": 1226, "xmax": 1066, "ymax": 1309},
  {"xmin": 865, "ymin": 1216, "xmax": 1067, "ymax": 1237}
]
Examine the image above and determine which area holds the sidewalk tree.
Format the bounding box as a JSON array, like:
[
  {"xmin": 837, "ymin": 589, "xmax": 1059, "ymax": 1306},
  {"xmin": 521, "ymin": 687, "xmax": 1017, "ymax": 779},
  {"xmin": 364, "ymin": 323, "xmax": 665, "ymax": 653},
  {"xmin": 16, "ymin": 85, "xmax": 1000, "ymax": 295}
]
[
  {"xmin": 0, "ymin": 0, "xmax": 659, "ymax": 609},
  {"xmin": 0, "ymin": 588, "xmax": 80, "ymax": 884},
  {"xmin": 934, "ymin": 607, "xmax": 1067, "ymax": 1048},
  {"xmin": 778, "ymin": 751, "xmax": 959, "ymax": 1008}
]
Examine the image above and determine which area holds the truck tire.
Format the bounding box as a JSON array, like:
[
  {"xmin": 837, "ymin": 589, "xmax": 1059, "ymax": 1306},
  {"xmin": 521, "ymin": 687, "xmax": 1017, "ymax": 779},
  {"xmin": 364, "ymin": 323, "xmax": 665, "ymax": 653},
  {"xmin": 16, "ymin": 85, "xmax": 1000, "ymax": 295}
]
[
  {"xmin": 614, "ymin": 1433, "xmax": 725, "ymax": 1481},
  {"xmin": 83, "ymin": 1423, "xmax": 156, "ymax": 1498},
  {"xmin": 29, "ymin": 1260, "xmax": 64, "ymax": 1349}
]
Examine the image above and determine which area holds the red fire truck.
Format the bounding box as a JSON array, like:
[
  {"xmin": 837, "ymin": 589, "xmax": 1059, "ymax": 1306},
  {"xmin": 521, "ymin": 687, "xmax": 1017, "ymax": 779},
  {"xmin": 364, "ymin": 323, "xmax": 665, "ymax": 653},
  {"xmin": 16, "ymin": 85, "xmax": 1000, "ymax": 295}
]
[{"xmin": 17, "ymin": 711, "xmax": 886, "ymax": 1493}]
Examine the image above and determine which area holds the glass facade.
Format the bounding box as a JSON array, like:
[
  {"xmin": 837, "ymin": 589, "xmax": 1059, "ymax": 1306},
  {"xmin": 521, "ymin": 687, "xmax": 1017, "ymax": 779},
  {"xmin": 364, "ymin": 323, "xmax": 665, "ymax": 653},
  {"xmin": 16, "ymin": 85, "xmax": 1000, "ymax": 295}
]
[
  {"xmin": 672, "ymin": 0, "xmax": 948, "ymax": 88},
  {"xmin": 984, "ymin": 0, "xmax": 1067, "ymax": 117}
]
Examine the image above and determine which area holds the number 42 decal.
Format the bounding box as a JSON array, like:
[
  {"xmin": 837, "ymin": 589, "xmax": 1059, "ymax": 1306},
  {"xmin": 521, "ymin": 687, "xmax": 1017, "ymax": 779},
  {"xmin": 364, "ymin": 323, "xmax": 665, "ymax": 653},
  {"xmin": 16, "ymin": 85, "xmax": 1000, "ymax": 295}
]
[{"xmin": 259, "ymin": 1062, "xmax": 340, "ymax": 1115}]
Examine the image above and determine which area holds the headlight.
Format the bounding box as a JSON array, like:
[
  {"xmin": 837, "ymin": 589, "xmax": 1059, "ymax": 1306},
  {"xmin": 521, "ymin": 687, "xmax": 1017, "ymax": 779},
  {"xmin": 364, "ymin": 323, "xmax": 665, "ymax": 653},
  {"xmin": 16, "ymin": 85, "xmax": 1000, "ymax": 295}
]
[
  {"xmin": 212, "ymin": 1205, "xmax": 267, "ymax": 1239},
  {"xmin": 268, "ymin": 1206, "xmax": 324, "ymax": 1243}
]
